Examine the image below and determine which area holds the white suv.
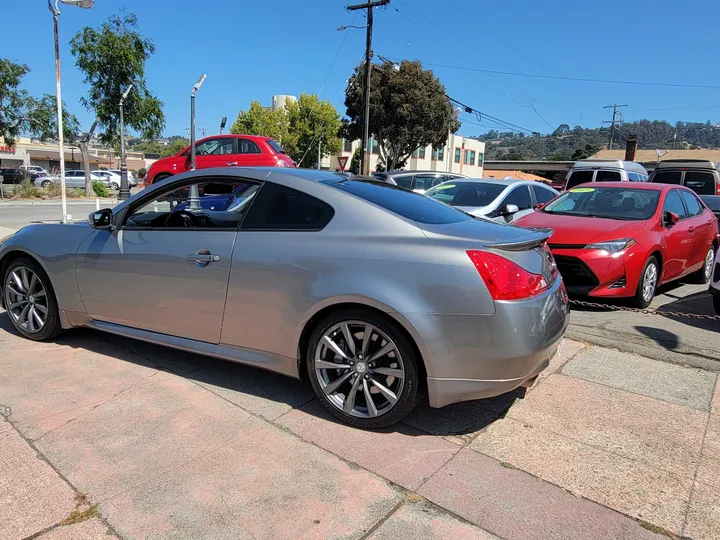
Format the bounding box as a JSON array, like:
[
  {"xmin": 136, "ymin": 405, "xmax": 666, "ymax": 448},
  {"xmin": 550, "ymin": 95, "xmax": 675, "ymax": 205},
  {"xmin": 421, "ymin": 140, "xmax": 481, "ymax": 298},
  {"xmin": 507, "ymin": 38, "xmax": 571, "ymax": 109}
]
[
  {"xmin": 19, "ymin": 165, "xmax": 47, "ymax": 175},
  {"xmin": 710, "ymin": 249, "xmax": 720, "ymax": 314}
]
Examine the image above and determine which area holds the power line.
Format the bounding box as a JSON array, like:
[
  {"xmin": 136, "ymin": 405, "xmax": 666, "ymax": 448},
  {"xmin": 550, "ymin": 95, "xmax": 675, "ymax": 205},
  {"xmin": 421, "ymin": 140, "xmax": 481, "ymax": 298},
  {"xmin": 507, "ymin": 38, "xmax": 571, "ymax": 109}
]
[
  {"xmin": 424, "ymin": 63, "xmax": 720, "ymax": 90},
  {"xmin": 447, "ymin": 95, "xmax": 538, "ymax": 135}
]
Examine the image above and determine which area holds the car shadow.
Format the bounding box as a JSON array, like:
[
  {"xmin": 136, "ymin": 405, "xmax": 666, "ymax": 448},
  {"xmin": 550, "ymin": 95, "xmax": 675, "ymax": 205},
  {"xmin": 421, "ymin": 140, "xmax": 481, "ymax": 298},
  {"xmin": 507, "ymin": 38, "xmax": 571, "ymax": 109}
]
[
  {"xmin": 654, "ymin": 290, "xmax": 720, "ymax": 332},
  {"xmin": 0, "ymin": 313, "xmax": 514, "ymax": 437}
]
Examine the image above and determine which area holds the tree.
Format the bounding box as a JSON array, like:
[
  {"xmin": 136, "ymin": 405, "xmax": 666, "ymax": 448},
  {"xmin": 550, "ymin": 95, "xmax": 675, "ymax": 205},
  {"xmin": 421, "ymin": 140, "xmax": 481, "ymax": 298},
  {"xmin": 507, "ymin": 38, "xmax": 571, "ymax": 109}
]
[
  {"xmin": 345, "ymin": 60, "xmax": 459, "ymax": 172},
  {"xmin": 571, "ymin": 143, "xmax": 599, "ymax": 160},
  {"xmin": 0, "ymin": 59, "xmax": 78, "ymax": 145},
  {"xmin": 284, "ymin": 93, "xmax": 342, "ymax": 166},
  {"xmin": 553, "ymin": 124, "xmax": 570, "ymax": 136},
  {"xmin": 131, "ymin": 137, "xmax": 188, "ymax": 158},
  {"xmin": 231, "ymin": 100, "xmax": 288, "ymax": 141},
  {"xmin": 70, "ymin": 12, "xmax": 165, "ymax": 193},
  {"xmin": 349, "ymin": 146, "xmax": 361, "ymax": 174}
]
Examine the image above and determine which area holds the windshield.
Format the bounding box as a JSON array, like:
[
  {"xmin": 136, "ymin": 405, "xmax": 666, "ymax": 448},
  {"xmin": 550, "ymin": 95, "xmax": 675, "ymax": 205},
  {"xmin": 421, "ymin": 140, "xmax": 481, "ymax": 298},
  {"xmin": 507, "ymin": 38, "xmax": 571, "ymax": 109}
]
[
  {"xmin": 425, "ymin": 181, "xmax": 506, "ymax": 207},
  {"xmin": 543, "ymin": 187, "xmax": 660, "ymax": 220},
  {"xmin": 324, "ymin": 179, "xmax": 472, "ymax": 224},
  {"xmin": 266, "ymin": 139, "xmax": 286, "ymax": 154}
]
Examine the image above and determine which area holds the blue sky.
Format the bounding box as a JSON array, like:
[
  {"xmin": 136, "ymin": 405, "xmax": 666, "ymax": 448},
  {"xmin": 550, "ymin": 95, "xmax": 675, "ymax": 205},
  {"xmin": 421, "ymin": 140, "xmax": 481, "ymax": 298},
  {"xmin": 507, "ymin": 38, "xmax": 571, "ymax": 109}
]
[{"xmin": 5, "ymin": 0, "xmax": 720, "ymax": 138}]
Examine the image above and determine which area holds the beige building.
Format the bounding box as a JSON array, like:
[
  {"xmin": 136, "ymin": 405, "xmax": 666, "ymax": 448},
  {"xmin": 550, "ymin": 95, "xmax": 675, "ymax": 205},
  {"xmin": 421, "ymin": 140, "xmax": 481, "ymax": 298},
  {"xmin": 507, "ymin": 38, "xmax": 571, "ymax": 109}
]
[
  {"xmin": 0, "ymin": 137, "xmax": 151, "ymax": 173},
  {"xmin": 323, "ymin": 134, "xmax": 486, "ymax": 176}
]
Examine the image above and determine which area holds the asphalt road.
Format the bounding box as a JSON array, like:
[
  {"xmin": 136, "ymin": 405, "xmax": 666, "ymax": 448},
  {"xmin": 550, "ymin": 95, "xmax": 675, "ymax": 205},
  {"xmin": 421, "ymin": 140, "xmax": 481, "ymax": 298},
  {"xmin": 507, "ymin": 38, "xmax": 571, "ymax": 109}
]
[{"xmin": 1, "ymin": 201, "xmax": 718, "ymax": 370}]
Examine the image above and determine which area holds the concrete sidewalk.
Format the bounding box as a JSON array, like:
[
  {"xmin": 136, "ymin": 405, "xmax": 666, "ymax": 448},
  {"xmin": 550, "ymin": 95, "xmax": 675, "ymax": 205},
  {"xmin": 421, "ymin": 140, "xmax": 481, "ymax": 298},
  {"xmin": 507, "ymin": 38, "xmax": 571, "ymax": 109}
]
[{"xmin": 0, "ymin": 312, "xmax": 718, "ymax": 539}]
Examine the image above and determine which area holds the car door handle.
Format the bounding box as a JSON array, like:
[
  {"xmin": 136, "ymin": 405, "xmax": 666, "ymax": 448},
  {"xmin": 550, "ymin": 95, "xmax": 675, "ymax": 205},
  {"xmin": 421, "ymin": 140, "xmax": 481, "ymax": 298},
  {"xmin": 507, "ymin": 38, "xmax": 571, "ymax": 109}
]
[
  {"xmin": 187, "ymin": 253, "xmax": 220, "ymax": 264},
  {"xmin": 688, "ymin": 227, "xmax": 696, "ymax": 233},
  {"xmin": 226, "ymin": 162, "xmax": 238, "ymax": 166}
]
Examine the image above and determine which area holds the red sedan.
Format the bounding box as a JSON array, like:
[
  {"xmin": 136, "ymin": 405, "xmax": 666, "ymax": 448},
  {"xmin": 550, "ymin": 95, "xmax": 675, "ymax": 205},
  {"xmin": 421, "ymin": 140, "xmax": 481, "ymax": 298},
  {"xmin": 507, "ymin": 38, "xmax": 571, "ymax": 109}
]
[
  {"xmin": 145, "ymin": 134, "xmax": 295, "ymax": 185},
  {"xmin": 515, "ymin": 182, "xmax": 718, "ymax": 307}
]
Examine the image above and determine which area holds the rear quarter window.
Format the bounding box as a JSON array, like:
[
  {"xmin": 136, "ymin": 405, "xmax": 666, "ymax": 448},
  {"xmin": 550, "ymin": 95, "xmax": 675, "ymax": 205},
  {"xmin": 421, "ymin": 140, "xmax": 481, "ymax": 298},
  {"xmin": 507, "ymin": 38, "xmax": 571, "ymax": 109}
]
[
  {"xmin": 241, "ymin": 183, "xmax": 334, "ymax": 230},
  {"xmin": 683, "ymin": 171, "xmax": 716, "ymax": 196},
  {"xmin": 566, "ymin": 170, "xmax": 594, "ymax": 189}
]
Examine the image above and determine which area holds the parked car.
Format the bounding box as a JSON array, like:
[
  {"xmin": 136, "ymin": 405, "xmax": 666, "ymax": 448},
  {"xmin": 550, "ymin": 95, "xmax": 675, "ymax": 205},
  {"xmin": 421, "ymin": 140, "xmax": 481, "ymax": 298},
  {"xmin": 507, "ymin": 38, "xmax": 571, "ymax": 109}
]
[
  {"xmin": 564, "ymin": 160, "xmax": 649, "ymax": 190},
  {"xmin": 95, "ymin": 170, "xmax": 138, "ymax": 190},
  {"xmin": 424, "ymin": 179, "xmax": 559, "ymax": 223},
  {"xmin": 0, "ymin": 168, "xmax": 568, "ymax": 428},
  {"xmin": 700, "ymin": 195, "xmax": 720, "ymax": 222},
  {"xmin": 0, "ymin": 168, "xmax": 24, "ymax": 184},
  {"xmin": 19, "ymin": 165, "xmax": 47, "ymax": 176},
  {"xmin": 516, "ymin": 182, "xmax": 717, "ymax": 308},
  {"xmin": 649, "ymin": 159, "xmax": 720, "ymax": 196},
  {"xmin": 145, "ymin": 134, "xmax": 295, "ymax": 186},
  {"xmin": 709, "ymin": 248, "xmax": 720, "ymax": 314},
  {"xmin": 108, "ymin": 169, "xmax": 139, "ymax": 187},
  {"xmin": 372, "ymin": 170, "xmax": 469, "ymax": 194},
  {"xmin": 34, "ymin": 170, "xmax": 111, "ymax": 189}
]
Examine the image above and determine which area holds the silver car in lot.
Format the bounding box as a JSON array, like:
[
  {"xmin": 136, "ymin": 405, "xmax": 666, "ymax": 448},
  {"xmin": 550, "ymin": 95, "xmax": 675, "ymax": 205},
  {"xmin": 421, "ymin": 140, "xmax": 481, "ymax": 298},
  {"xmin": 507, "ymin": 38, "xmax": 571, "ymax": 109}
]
[
  {"xmin": 424, "ymin": 178, "xmax": 559, "ymax": 223},
  {"xmin": 0, "ymin": 168, "xmax": 568, "ymax": 428},
  {"xmin": 34, "ymin": 170, "xmax": 111, "ymax": 189}
]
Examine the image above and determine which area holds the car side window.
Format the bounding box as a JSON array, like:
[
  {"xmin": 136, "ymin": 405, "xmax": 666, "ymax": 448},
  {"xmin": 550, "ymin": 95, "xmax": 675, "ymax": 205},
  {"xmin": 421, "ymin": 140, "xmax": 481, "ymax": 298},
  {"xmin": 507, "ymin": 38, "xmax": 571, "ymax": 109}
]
[
  {"xmin": 413, "ymin": 174, "xmax": 440, "ymax": 191},
  {"xmin": 663, "ymin": 190, "xmax": 688, "ymax": 219},
  {"xmin": 195, "ymin": 138, "xmax": 234, "ymax": 156},
  {"xmin": 392, "ymin": 175, "xmax": 413, "ymax": 189},
  {"xmin": 566, "ymin": 170, "xmax": 594, "ymax": 189},
  {"xmin": 238, "ymin": 139, "xmax": 262, "ymax": 154},
  {"xmin": 680, "ymin": 190, "xmax": 703, "ymax": 217},
  {"xmin": 532, "ymin": 185, "xmax": 556, "ymax": 204},
  {"xmin": 503, "ymin": 185, "xmax": 532, "ymax": 210},
  {"xmin": 595, "ymin": 170, "xmax": 622, "ymax": 182},
  {"xmin": 241, "ymin": 183, "xmax": 334, "ymax": 231},
  {"xmin": 628, "ymin": 172, "xmax": 641, "ymax": 182},
  {"xmin": 123, "ymin": 178, "xmax": 259, "ymax": 230}
]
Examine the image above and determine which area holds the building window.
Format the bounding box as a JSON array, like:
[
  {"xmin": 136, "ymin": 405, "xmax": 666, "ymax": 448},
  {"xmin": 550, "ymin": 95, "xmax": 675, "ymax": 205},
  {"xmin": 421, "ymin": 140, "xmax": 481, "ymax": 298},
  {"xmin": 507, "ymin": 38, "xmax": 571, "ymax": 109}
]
[
  {"xmin": 477, "ymin": 152, "xmax": 484, "ymax": 166},
  {"xmin": 371, "ymin": 138, "xmax": 379, "ymax": 155},
  {"xmin": 454, "ymin": 148, "xmax": 461, "ymax": 163},
  {"xmin": 464, "ymin": 150, "xmax": 476, "ymax": 165},
  {"xmin": 432, "ymin": 145, "xmax": 444, "ymax": 161},
  {"xmin": 413, "ymin": 146, "xmax": 426, "ymax": 159},
  {"xmin": 343, "ymin": 139, "xmax": 352, "ymax": 153}
]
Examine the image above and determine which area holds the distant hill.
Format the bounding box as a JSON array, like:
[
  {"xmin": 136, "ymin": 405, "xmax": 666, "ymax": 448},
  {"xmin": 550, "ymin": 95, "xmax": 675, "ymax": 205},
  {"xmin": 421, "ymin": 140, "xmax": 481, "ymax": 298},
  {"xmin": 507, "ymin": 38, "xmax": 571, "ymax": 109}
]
[{"xmin": 473, "ymin": 120, "xmax": 720, "ymax": 161}]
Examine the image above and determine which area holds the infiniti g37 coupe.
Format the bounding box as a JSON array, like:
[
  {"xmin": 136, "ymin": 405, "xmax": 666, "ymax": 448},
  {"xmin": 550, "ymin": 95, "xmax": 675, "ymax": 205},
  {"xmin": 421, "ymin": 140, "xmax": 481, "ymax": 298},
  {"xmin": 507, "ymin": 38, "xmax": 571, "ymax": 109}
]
[{"xmin": 0, "ymin": 168, "xmax": 568, "ymax": 428}]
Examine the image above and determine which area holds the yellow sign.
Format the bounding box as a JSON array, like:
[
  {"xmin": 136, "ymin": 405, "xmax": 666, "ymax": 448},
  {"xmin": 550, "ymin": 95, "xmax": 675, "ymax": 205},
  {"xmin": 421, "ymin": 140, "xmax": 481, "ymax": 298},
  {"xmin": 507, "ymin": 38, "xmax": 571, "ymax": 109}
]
[{"xmin": 570, "ymin": 187, "xmax": 595, "ymax": 193}]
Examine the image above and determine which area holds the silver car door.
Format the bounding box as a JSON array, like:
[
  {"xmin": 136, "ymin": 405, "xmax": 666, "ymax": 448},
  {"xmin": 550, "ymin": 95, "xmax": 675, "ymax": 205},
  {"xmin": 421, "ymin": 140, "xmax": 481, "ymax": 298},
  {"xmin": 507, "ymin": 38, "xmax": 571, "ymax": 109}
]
[{"xmin": 75, "ymin": 176, "xmax": 252, "ymax": 343}]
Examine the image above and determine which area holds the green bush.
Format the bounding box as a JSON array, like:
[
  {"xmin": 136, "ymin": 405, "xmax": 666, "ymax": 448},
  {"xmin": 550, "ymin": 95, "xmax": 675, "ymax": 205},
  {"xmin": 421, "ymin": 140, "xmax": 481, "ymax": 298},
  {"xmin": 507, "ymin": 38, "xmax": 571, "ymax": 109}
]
[
  {"xmin": 138, "ymin": 167, "xmax": 147, "ymax": 179},
  {"xmin": 91, "ymin": 180, "xmax": 110, "ymax": 198},
  {"xmin": 45, "ymin": 182, "xmax": 62, "ymax": 198},
  {"xmin": 15, "ymin": 180, "xmax": 42, "ymax": 199}
]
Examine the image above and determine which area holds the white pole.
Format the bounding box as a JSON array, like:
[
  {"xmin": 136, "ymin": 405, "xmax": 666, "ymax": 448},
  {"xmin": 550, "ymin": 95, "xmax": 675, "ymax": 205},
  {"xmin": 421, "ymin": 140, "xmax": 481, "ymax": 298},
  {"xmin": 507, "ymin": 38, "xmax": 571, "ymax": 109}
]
[
  {"xmin": 51, "ymin": 4, "xmax": 67, "ymax": 224},
  {"xmin": 95, "ymin": 198, "xmax": 100, "ymax": 211}
]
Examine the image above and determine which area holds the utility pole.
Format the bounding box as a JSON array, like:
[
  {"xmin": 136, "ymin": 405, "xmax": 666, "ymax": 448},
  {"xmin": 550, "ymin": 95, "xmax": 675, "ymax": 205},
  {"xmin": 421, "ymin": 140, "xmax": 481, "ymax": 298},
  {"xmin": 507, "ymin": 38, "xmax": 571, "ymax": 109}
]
[
  {"xmin": 603, "ymin": 104, "xmax": 627, "ymax": 150},
  {"xmin": 317, "ymin": 134, "xmax": 323, "ymax": 170},
  {"xmin": 199, "ymin": 127, "xmax": 208, "ymax": 138},
  {"xmin": 346, "ymin": 0, "xmax": 390, "ymax": 176},
  {"xmin": 118, "ymin": 84, "xmax": 133, "ymax": 201}
]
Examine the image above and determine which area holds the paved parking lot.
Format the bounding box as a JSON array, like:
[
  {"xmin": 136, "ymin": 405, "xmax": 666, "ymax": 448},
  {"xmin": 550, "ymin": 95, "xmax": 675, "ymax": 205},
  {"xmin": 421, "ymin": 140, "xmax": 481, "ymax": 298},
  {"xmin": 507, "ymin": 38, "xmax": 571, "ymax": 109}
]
[{"xmin": 2, "ymin": 309, "xmax": 719, "ymax": 540}]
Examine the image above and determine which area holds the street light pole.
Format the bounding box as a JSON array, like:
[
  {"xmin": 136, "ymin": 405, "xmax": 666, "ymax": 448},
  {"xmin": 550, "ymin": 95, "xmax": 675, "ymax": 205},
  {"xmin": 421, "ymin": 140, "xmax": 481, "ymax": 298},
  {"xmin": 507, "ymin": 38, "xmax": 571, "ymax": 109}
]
[
  {"xmin": 188, "ymin": 74, "xmax": 206, "ymax": 211},
  {"xmin": 48, "ymin": 0, "xmax": 94, "ymax": 223},
  {"xmin": 118, "ymin": 84, "xmax": 133, "ymax": 201}
]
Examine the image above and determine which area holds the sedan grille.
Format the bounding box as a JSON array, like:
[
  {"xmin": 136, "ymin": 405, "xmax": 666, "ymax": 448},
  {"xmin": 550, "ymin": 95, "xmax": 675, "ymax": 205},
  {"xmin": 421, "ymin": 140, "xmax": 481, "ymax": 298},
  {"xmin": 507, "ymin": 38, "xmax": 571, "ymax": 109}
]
[
  {"xmin": 548, "ymin": 243, "xmax": 586, "ymax": 249},
  {"xmin": 553, "ymin": 255, "xmax": 599, "ymax": 295}
]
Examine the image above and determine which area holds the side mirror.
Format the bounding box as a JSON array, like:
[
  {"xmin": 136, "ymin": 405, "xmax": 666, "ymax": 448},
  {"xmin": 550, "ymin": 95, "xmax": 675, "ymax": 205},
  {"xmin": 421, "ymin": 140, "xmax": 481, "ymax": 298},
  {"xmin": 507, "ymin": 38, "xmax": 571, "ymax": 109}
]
[
  {"xmin": 502, "ymin": 204, "xmax": 520, "ymax": 216},
  {"xmin": 533, "ymin": 202, "xmax": 546, "ymax": 211},
  {"xmin": 89, "ymin": 208, "xmax": 112, "ymax": 230},
  {"xmin": 664, "ymin": 211, "xmax": 680, "ymax": 226}
]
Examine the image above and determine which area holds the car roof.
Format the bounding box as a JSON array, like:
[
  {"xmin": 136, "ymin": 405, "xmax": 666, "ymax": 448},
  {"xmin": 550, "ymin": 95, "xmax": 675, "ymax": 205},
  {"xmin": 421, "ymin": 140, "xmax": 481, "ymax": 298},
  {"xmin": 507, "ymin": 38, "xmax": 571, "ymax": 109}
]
[
  {"xmin": 195, "ymin": 133, "xmax": 272, "ymax": 142},
  {"xmin": 378, "ymin": 170, "xmax": 469, "ymax": 177},
  {"xmin": 571, "ymin": 181, "xmax": 675, "ymax": 191},
  {"xmin": 654, "ymin": 159, "xmax": 720, "ymax": 170},
  {"xmin": 571, "ymin": 159, "xmax": 648, "ymax": 173}
]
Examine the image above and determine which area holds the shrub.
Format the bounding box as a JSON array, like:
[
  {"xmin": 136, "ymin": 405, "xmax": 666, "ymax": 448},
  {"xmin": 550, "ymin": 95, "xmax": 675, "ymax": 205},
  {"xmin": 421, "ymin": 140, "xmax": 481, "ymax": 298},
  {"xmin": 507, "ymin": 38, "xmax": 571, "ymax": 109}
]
[
  {"xmin": 138, "ymin": 167, "xmax": 147, "ymax": 179},
  {"xmin": 45, "ymin": 182, "xmax": 62, "ymax": 198},
  {"xmin": 15, "ymin": 180, "xmax": 42, "ymax": 199},
  {"xmin": 91, "ymin": 180, "xmax": 110, "ymax": 198}
]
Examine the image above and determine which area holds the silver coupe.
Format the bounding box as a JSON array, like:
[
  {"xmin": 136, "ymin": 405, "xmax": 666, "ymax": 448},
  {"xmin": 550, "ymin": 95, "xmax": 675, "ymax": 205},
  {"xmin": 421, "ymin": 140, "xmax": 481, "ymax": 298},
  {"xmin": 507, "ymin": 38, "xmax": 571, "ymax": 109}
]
[{"xmin": 0, "ymin": 168, "xmax": 568, "ymax": 428}]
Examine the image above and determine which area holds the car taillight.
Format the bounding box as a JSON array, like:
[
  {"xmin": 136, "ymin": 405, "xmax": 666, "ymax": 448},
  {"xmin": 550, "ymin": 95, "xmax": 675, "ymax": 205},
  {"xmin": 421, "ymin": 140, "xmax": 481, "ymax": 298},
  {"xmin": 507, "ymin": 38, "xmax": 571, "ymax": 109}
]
[
  {"xmin": 716, "ymin": 183, "xmax": 720, "ymax": 195},
  {"xmin": 467, "ymin": 250, "xmax": 549, "ymax": 301}
]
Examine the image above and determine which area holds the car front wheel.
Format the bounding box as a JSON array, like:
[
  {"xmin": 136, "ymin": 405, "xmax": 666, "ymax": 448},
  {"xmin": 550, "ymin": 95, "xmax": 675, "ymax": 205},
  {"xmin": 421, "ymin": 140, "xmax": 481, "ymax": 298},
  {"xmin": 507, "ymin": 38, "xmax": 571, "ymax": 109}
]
[
  {"xmin": 111, "ymin": 182, "xmax": 120, "ymax": 190},
  {"xmin": 3, "ymin": 258, "xmax": 62, "ymax": 341},
  {"xmin": 307, "ymin": 309, "xmax": 421, "ymax": 428},
  {"xmin": 633, "ymin": 256, "xmax": 659, "ymax": 309}
]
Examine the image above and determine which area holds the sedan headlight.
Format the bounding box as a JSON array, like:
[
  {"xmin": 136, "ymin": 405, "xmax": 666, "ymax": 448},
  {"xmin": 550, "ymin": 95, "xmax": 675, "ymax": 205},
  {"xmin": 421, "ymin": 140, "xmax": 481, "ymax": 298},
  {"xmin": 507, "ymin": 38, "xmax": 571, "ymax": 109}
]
[{"xmin": 586, "ymin": 238, "xmax": 636, "ymax": 253}]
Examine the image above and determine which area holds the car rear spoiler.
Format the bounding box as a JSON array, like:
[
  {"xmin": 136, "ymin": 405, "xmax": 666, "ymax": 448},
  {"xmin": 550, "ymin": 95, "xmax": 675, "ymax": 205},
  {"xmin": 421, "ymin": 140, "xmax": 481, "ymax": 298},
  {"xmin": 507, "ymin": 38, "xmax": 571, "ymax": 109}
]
[{"xmin": 484, "ymin": 228, "xmax": 552, "ymax": 251}]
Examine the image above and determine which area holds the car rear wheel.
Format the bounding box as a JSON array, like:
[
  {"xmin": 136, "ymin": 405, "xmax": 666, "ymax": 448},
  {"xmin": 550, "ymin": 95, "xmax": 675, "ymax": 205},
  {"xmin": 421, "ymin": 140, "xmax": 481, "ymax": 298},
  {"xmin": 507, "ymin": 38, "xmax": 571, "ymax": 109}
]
[
  {"xmin": 691, "ymin": 247, "xmax": 714, "ymax": 284},
  {"xmin": 3, "ymin": 258, "xmax": 62, "ymax": 341},
  {"xmin": 633, "ymin": 256, "xmax": 659, "ymax": 309},
  {"xmin": 111, "ymin": 182, "xmax": 120, "ymax": 191},
  {"xmin": 306, "ymin": 309, "xmax": 421, "ymax": 428},
  {"xmin": 41, "ymin": 180, "xmax": 52, "ymax": 188}
]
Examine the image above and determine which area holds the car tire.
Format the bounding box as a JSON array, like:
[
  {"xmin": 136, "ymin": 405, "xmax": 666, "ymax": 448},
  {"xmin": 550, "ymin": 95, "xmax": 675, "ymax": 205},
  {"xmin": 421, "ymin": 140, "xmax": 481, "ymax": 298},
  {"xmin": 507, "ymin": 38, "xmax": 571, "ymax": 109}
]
[
  {"xmin": 306, "ymin": 308, "xmax": 422, "ymax": 429},
  {"xmin": 2, "ymin": 257, "xmax": 63, "ymax": 341},
  {"xmin": 632, "ymin": 256, "xmax": 659, "ymax": 309},
  {"xmin": 153, "ymin": 174, "xmax": 171, "ymax": 185},
  {"xmin": 41, "ymin": 180, "xmax": 52, "ymax": 188},
  {"xmin": 691, "ymin": 246, "xmax": 715, "ymax": 285},
  {"xmin": 713, "ymin": 294, "xmax": 720, "ymax": 316},
  {"xmin": 111, "ymin": 182, "xmax": 119, "ymax": 191}
]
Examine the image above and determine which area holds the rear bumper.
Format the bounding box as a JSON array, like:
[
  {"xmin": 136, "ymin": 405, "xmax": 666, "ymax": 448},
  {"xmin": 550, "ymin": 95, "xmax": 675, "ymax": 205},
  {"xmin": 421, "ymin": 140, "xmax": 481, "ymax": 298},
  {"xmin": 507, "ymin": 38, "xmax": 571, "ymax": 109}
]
[{"xmin": 404, "ymin": 278, "xmax": 569, "ymax": 408}]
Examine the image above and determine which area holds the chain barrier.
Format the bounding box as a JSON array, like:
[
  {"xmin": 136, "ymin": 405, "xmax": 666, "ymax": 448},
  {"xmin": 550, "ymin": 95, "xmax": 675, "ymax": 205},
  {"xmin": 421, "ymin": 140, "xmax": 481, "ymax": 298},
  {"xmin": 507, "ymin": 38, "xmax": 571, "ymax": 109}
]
[{"xmin": 569, "ymin": 299, "xmax": 720, "ymax": 321}]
